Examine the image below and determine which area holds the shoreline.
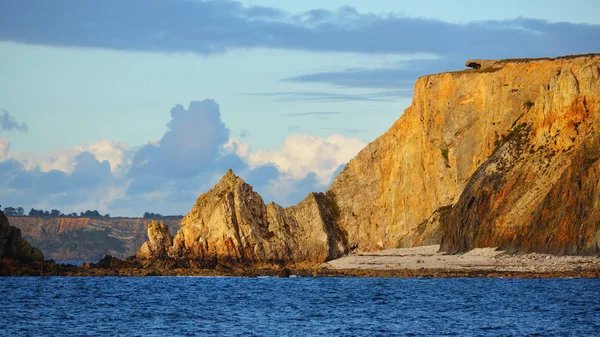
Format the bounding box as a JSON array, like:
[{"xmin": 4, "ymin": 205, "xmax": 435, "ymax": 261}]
[
  {"xmin": 324, "ymin": 245, "xmax": 600, "ymax": 272},
  {"xmin": 4, "ymin": 267, "xmax": 600, "ymax": 278},
  {"xmin": 3, "ymin": 245, "xmax": 600, "ymax": 278},
  {"xmin": 20, "ymin": 267, "xmax": 600, "ymax": 278}
]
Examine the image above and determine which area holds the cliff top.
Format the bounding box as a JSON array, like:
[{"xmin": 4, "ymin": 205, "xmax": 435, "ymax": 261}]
[{"xmin": 423, "ymin": 53, "xmax": 600, "ymax": 79}]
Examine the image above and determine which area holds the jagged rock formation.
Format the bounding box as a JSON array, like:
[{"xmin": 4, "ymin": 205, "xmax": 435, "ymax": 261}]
[
  {"xmin": 9, "ymin": 216, "xmax": 181, "ymax": 260},
  {"xmin": 138, "ymin": 169, "xmax": 346, "ymax": 267},
  {"xmin": 136, "ymin": 222, "xmax": 173, "ymax": 260},
  {"xmin": 138, "ymin": 54, "xmax": 600, "ymax": 267},
  {"xmin": 0, "ymin": 210, "xmax": 44, "ymax": 262}
]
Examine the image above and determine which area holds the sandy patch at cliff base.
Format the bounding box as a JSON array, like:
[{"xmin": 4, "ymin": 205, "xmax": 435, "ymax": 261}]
[{"xmin": 324, "ymin": 245, "xmax": 600, "ymax": 272}]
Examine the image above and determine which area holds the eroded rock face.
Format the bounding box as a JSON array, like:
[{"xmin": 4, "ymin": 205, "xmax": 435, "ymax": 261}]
[
  {"xmin": 441, "ymin": 56, "xmax": 600, "ymax": 254},
  {"xmin": 136, "ymin": 222, "xmax": 173, "ymax": 260},
  {"xmin": 329, "ymin": 54, "xmax": 600, "ymax": 254},
  {"xmin": 0, "ymin": 210, "xmax": 44, "ymax": 262},
  {"xmin": 140, "ymin": 169, "xmax": 347, "ymax": 267}
]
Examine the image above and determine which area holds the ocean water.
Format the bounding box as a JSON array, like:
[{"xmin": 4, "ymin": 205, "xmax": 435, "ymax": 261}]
[{"xmin": 1, "ymin": 277, "xmax": 599, "ymax": 336}]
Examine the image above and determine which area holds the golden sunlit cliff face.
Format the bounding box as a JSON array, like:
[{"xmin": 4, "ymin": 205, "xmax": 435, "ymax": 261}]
[
  {"xmin": 330, "ymin": 54, "xmax": 600, "ymax": 253},
  {"xmin": 440, "ymin": 55, "xmax": 600, "ymax": 254},
  {"xmin": 137, "ymin": 54, "xmax": 600, "ymax": 267}
]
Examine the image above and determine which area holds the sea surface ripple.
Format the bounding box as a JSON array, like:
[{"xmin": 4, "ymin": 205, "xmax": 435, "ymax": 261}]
[{"xmin": 1, "ymin": 277, "xmax": 599, "ymax": 336}]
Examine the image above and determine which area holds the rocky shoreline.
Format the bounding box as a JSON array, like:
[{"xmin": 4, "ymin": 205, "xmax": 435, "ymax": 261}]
[
  {"xmin": 5, "ymin": 264, "xmax": 600, "ymax": 278},
  {"xmin": 3, "ymin": 249, "xmax": 599, "ymax": 278}
]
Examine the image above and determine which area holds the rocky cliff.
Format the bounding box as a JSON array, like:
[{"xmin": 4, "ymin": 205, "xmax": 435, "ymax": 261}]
[
  {"xmin": 137, "ymin": 54, "xmax": 600, "ymax": 267},
  {"xmin": 9, "ymin": 216, "xmax": 182, "ymax": 260},
  {"xmin": 0, "ymin": 210, "xmax": 44, "ymax": 262},
  {"xmin": 332, "ymin": 54, "xmax": 600, "ymax": 254},
  {"xmin": 440, "ymin": 55, "xmax": 600, "ymax": 254}
]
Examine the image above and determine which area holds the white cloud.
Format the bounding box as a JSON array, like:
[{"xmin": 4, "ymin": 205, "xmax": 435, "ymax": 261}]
[
  {"xmin": 6, "ymin": 140, "xmax": 132, "ymax": 174},
  {"xmin": 245, "ymin": 134, "xmax": 366, "ymax": 186},
  {"xmin": 1, "ymin": 102, "xmax": 368, "ymax": 216},
  {"xmin": 222, "ymin": 137, "xmax": 250, "ymax": 159},
  {"xmin": 77, "ymin": 140, "xmax": 133, "ymax": 174}
]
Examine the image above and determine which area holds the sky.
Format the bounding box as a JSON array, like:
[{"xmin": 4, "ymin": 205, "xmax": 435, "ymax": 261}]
[{"xmin": 0, "ymin": 0, "xmax": 598, "ymax": 216}]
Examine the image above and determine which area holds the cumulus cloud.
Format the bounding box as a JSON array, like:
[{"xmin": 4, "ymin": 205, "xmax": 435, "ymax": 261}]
[
  {"xmin": 0, "ymin": 109, "xmax": 28, "ymax": 132},
  {"xmin": 0, "ymin": 150, "xmax": 114, "ymax": 213},
  {"xmin": 246, "ymin": 134, "xmax": 366, "ymax": 186},
  {"xmin": 128, "ymin": 100, "xmax": 242, "ymax": 180},
  {"xmin": 2, "ymin": 100, "xmax": 366, "ymax": 215},
  {"xmin": 7, "ymin": 140, "xmax": 132, "ymax": 174},
  {"xmin": 237, "ymin": 133, "xmax": 365, "ymax": 206}
]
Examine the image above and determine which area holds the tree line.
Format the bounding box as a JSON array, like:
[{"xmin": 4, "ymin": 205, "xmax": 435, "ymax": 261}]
[
  {"xmin": 2, "ymin": 206, "xmax": 179, "ymax": 219},
  {"xmin": 1, "ymin": 206, "xmax": 110, "ymax": 218},
  {"xmin": 143, "ymin": 212, "xmax": 169, "ymax": 219}
]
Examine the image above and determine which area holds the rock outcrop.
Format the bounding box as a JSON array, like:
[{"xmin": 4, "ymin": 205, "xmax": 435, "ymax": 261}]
[
  {"xmin": 0, "ymin": 210, "xmax": 44, "ymax": 262},
  {"xmin": 136, "ymin": 222, "xmax": 173, "ymax": 260},
  {"xmin": 139, "ymin": 170, "xmax": 347, "ymax": 267},
  {"xmin": 137, "ymin": 54, "xmax": 600, "ymax": 267}
]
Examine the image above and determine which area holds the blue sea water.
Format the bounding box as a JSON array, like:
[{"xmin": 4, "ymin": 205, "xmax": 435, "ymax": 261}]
[{"xmin": 1, "ymin": 277, "xmax": 599, "ymax": 336}]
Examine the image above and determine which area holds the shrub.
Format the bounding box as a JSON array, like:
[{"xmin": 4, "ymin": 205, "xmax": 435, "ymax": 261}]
[
  {"xmin": 510, "ymin": 123, "xmax": 524, "ymax": 136},
  {"xmin": 441, "ymin": 147, "xmax": 450, "ymax": 164}
]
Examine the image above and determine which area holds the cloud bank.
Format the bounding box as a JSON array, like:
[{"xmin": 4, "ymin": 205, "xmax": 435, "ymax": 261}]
[
  {"xmin": 0, "ymin": 100, "xmax": 365, "ymax": 216},
  {"xmin": 2, "ymin": 1, "xmax": 598, "ymax": 57},
  {"xmin": 2, "ymin": 1, "xmax": 597, "ymax": 93}
]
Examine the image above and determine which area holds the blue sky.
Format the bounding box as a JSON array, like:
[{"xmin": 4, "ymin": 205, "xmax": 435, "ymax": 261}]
[{"xmin": 0, "ymin": 0, "xmax": 598, "ymax": 216}]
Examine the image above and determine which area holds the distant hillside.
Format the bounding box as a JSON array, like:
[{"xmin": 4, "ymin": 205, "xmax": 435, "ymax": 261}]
[{"xmin": 8, "ymin": 216, "xmax": 182, "ymax": 261}]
